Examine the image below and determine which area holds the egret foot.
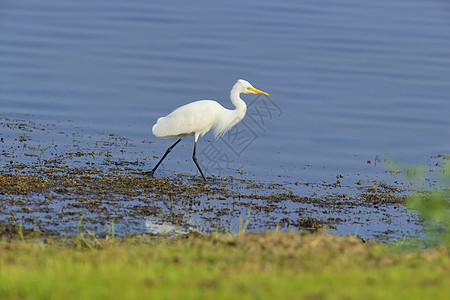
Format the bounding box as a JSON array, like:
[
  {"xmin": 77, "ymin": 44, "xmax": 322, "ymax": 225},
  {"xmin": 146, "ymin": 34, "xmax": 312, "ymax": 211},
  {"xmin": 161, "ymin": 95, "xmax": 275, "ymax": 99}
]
[{"xmin": 143, "ymin": 170, "xmax": 155, "ymax": 177}]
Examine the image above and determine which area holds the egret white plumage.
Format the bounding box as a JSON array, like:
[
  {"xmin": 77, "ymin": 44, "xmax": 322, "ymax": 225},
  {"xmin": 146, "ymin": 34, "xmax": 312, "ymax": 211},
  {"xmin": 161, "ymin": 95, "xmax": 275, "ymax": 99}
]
[{"xmin": 148, "ymin": 79, "xmax": 270, "ymax": 181}]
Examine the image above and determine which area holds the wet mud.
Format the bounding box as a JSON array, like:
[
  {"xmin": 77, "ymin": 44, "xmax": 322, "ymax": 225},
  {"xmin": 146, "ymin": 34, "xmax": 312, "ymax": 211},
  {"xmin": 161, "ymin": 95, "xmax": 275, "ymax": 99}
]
[{"xmin": 0, "ymin": 116, "xmax": 424, "ymax": 240}]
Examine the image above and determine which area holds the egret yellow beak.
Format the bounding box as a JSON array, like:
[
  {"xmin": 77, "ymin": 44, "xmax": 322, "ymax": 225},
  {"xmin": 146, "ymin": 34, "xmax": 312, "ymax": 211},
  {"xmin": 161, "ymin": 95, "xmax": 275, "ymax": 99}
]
[{"xmin": 248, "ymin": 87, "xmax": 270, "ymax": 96}]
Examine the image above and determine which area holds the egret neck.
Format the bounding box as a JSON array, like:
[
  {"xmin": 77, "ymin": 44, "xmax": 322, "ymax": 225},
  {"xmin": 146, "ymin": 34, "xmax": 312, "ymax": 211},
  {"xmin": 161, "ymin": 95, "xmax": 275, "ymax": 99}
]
[{"xmin": 228, "ymin": 83, "xmax": 248, "ymax": 125}]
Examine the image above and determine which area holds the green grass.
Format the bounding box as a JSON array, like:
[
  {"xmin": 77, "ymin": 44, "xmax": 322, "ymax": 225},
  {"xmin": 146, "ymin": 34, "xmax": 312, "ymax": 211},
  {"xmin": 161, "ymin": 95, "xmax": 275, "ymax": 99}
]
[{"xmin": 0, "ymin": 231, "xmax": 448, "ymax": 299}]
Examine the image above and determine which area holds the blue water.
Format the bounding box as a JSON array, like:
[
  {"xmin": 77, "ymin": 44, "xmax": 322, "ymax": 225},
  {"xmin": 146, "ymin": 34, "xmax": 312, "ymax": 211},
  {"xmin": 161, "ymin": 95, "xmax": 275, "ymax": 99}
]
[{"xmin": 1, "ymin": 0, "xmax": 449, "ymax": 238}]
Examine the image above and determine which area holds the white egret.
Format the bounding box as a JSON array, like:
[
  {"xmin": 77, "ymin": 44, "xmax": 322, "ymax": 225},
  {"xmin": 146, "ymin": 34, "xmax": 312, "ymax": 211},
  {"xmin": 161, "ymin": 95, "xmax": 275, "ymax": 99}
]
[{"xmin": 147, "ymin": 79, "xmax": 270, "ymax": 181}]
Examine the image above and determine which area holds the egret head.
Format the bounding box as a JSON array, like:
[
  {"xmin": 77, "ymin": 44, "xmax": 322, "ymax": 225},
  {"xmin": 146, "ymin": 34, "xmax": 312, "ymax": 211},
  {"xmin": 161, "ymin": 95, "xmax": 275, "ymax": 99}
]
[{"xmin": 235, "ymin": 79, "xmax": 270, "ymax": 96}]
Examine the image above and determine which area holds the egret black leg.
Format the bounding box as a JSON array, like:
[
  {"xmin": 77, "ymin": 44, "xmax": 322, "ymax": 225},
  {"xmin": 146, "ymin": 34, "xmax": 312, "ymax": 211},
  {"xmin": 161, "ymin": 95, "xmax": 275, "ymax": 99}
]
[
  {"xmin": 192, "ymin": 140, "xmax": 207, "ymax": 181},
  {"xmin": 146, "ymin": 137, "xmax": 183, "ymax": 177}
]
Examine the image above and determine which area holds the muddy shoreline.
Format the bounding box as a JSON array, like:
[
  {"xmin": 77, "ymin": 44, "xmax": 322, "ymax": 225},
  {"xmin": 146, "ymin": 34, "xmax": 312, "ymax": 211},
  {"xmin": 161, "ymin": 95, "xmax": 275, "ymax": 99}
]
[
  {"xmin": 0, "ymin": 159, "xmax": 413, "ymax": 240},
  {"xmin": 0, "ymin": 116, "xmax": 421, "ymax": 240}
]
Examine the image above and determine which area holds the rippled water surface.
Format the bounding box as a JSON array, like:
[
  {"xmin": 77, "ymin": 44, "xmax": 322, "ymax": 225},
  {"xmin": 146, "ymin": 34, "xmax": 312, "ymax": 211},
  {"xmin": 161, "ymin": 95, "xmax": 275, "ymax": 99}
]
[{"xmin": 1, "ymin": 0, "xmax": 449, "ymax": 238}]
